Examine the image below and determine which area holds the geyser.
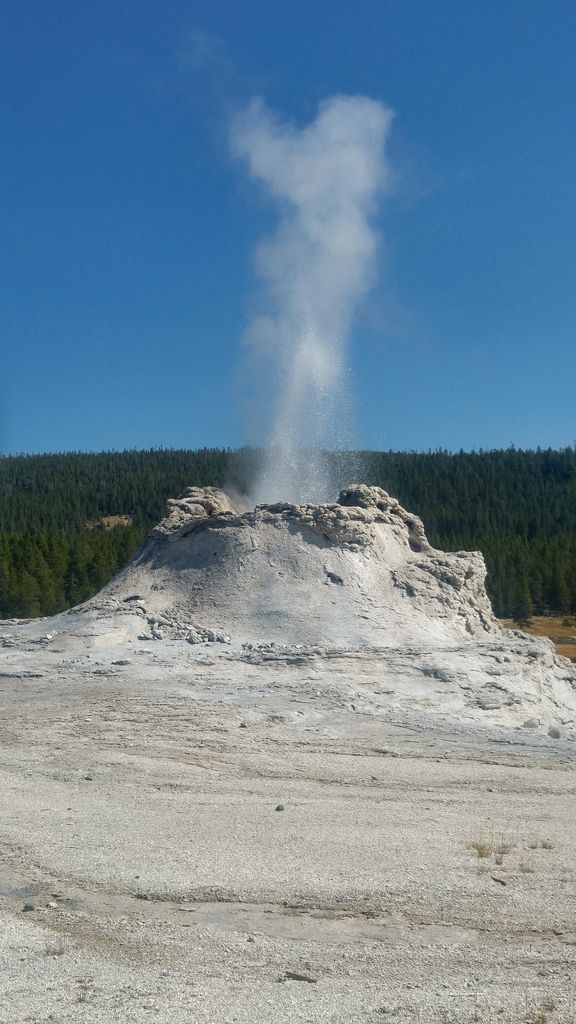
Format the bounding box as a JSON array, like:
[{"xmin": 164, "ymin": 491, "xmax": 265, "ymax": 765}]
[
  {"xmin": 231, "ymin": 95, "xmax": 394, "ymax": 504},
  {"xmin": 116, "ymin": 483, "xmax": 497, "ymax": 647},
  {"xmin": 2, "ymin": 485, "xmax": 575, "ymax": 733}
]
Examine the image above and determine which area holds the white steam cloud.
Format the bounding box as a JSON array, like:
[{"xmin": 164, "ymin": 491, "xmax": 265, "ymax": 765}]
[{"xmin": 231, "ymin": 95, "xmax": 394, "ymax": 502}]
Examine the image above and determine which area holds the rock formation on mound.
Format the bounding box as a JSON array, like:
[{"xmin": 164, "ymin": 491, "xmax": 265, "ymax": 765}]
[{"xmin": 101, "ymin": 483, "xmax": 500, "ymax": 647}]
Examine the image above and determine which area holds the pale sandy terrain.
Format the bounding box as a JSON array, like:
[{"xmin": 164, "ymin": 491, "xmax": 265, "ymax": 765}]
[{"xmin": 1, "ymin": 638, "xmax": 576, "ymax": 1024}]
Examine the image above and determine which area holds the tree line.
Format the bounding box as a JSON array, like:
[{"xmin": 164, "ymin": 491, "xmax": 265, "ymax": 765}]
[{"xmin": 1, "ymin": 446, "xmax": 575, "ymax": 621}]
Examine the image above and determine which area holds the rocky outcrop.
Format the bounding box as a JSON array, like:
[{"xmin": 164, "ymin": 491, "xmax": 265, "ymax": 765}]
[
  {"xmin": 152, "ymin": 487, "xmax": 239, "ymax": 539},
  {"xmin": 152, "ymin": 483, "xmax": 442, "ymax": 553}
]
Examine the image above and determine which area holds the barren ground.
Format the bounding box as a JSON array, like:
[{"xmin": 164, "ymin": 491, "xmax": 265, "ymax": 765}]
[{"xmin": 1, "ymin": 638, "xmax": 575, "ymax": 1024}]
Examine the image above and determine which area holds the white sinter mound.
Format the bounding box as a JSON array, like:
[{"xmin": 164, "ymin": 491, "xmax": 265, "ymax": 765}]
[
  {"xmin": 104, "ymin": 484, "xmax": 499, "ymax": 646},
  {"xmin": 2, "ymin": 484, "xmax": 575, "ymax": 734}
]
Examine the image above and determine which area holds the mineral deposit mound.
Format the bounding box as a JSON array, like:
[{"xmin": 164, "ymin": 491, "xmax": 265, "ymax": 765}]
[
  {"xmin": 104, "ymin": 484, "xmax": 501, "ymax": 647},
  {"xmin": 3, "ymin": 484, "xmax": 576, "ymax": 733}
]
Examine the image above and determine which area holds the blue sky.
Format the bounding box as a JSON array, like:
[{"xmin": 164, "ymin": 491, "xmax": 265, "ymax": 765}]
[{"xmin": 2, "ymin": 0, "xmax": 575, "ymax": 455}]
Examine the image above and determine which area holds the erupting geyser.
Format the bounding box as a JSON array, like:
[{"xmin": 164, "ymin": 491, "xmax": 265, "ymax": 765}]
[{"xmin": 231, "ymin": 95, "xmax": 394, "ymax": 503}]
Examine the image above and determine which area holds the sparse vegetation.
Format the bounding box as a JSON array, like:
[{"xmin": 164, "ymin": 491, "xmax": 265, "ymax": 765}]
[
  {"xmin": 470, "ymin": 836, "xmax": 554, "ymax": 874},
  {"xmin": 470, "ymin": 839, "xmax": 513, "ymax": 863}
]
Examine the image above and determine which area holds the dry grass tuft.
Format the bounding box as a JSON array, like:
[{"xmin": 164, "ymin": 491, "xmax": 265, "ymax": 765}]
[
  {"xmin": 470, "ymin": 838, "xmax": 513, "ymax": 863},
  {"xmin": 519, "ymin": 861, "xmax": 535, "ymax": 874}
]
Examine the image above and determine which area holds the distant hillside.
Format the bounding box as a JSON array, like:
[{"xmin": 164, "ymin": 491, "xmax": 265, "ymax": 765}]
[{"xmin": 1, "ymin": 446, "xmax": 575, "ymax": 620}]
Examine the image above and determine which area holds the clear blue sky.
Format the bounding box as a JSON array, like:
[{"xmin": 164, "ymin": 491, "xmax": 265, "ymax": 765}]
[{"xmin": 2, "ymin": 0, "xmax": 575, "ymax": 455}]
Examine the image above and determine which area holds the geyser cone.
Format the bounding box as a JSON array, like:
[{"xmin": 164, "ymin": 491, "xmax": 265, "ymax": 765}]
[
  {"xmin": 100, "ymin": 484, "xmax": 500, "ymax": 647},
  {"xmin": 3, "ymin": 483, "xmax": 575, "ymax": 732}
]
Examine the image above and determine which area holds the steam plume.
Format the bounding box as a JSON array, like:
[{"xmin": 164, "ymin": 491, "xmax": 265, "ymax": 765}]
[{"xmin": 231, "ymin": 95, "xmax": 394, "ymax": 502}]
